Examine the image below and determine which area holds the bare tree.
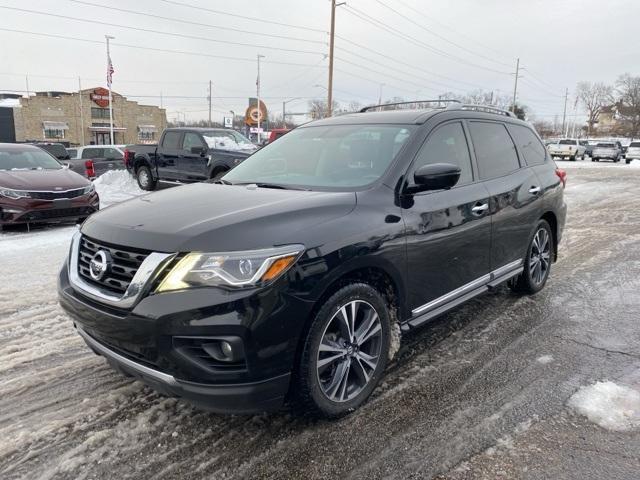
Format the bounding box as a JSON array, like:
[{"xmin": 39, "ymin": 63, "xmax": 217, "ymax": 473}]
[
  {"xmin": 615, "ymin": 73, "xmax": 640, "ymax": 139},
  {"xmin": 576, "ymin": 81, "xmax": 613, "ymax": 135},
  {"xmin": 308, "ymin": 98, "xmax": 339, "ymax": 119},
  {"xmin": 347, "ymin": 100, "xmax": 362, "ymax": 112}
]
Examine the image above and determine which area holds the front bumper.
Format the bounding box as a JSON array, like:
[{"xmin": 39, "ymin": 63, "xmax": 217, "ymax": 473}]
[
  {"xmin": 0, "ymin": 194, "xmax": 99, "ymax": 225},
  {"xmin": 58, "ymin": 250, "xmax": 315, "ymax": 413},
  {"xmin": 77, "ymin": 325, "xmax": 291, "ymax": 413}
]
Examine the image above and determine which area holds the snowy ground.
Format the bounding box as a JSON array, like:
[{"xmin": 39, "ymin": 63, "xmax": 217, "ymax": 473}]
[{"xmin": 1, "ymin": 168, "xmax": 640, "ymax": 479}]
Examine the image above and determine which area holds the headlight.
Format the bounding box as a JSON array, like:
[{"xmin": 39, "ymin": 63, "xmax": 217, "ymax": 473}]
[
  {"xmin": 0, "ymin": 188, "xmax": 30, "ymax": 199},
  {"xmin": 155, "ymin": 245, "xmax": 304, "ymax": 292},
  {"xmin": 83, "ymin": 183, "xmax": 95, "ymax": 195}
]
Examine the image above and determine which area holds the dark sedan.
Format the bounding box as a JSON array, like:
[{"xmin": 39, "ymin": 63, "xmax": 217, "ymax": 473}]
[{"xmin": 0, "ymin": 143, "xmax": 99, "ymax": 230}]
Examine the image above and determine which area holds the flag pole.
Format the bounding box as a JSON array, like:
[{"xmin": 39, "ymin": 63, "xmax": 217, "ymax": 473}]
[{"xmin": 106, "ymin": 35, "xmax": 115, "ymax": 145}]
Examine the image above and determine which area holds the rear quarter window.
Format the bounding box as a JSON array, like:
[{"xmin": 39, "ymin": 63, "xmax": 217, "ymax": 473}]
[
  {"xmin": 508, "ymin": 124, "xmax": 547, "ymax": 166},
  {"xmin": 468, "ymin": 121, "xmax": 520, "ymax": 179}
]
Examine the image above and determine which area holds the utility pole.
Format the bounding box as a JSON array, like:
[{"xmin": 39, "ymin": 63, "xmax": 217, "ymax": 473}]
[
  {"xmin": 257, "ymin": 54, "xmax": 265, "ymax": 141},
  {"xmin": 208, "ymin": 80, "xmax": 212, "ymax": 127},
  {"xmin": 105, "ymin": 35, "xmax": 115, "ymax": 145},
  {"xmin": 78, "ymin": 76, "xmax": 85, "ymax": 146},
  {"xmin": 25, "ymin": 75, "xmax": 30, "ymax": 97},
  {"xmin": 511, "ymin": 57, "xmax": 520, "ymax": 113},
  {"xmin": 561, "ymin": 88, "xmax": 569, "ymax": 137},
  {"xmin": 327, "ymin": 0, "xmax": 337, "ymax": 117}
]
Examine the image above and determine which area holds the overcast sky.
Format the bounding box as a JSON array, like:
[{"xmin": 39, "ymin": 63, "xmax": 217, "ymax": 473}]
[{"xmin": 1, "ymin": 0, "xmax": 638, "ymax": 125}]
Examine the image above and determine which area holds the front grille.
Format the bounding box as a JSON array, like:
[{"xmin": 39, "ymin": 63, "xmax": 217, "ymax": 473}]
[
  {"xmin": 78, "ymin": 235, "xmax": 150, "ymax": 295},
  {"xmin": 21, "ymin": 206, "xmax": 96, "ymax": 221},
  {"xmin": 30, "ymin": 188, "xmax": 86, "ymax": 200}
]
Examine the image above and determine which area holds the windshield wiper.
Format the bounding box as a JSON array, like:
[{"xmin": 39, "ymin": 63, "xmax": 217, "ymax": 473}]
[
  {"xmin": 214, "ymin": 179, "xmax": 233, "ymax": 185},
  {"xmin": 255, "ymin": 182, "xmax": 310, "ymax": 191}
]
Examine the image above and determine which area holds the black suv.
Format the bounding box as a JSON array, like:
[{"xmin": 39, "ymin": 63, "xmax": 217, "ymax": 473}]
[{"xmin": 58, "ymin": 102, "xmax": 567, "ymax": 417}]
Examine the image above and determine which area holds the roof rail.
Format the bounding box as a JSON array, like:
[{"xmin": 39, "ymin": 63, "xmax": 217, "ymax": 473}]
[
  {"xmin": 359, "ymin": 99, "xmax": 461, "ymax": 113},
  {"xmin": 446, "ymin": 103, "xmax": 515, "ymax": 117}
]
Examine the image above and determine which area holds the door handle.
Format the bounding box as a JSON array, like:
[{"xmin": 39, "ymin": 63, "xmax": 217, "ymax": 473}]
[
  {"xmin": 528, "ymin": 186, "xmax": 541, "ymax": 195},
  {"xmin": 471, "ymin": 202, "xmax": 489, "ymax": 214}
]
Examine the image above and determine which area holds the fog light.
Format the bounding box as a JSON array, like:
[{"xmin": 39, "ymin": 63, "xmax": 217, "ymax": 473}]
[{"xmin": 220, "ymin": 341, "xmax": 233, "ymax": 359}]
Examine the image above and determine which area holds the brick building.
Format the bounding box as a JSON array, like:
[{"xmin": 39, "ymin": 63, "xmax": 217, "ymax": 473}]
[{"xmin": 0, "ymin": 88, "xmax": 166, "ymax": 146}]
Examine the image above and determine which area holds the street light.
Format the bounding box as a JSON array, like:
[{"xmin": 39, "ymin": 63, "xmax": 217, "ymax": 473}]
[{"xmin": 282, "ymin": 97, "xmax": 301, "ymax": 126}]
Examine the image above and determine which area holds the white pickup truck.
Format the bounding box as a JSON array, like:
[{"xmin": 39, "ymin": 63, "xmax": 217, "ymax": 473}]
[{"xmin": 547, "ymin": 138, "xmax": 586, "ymax": 161}]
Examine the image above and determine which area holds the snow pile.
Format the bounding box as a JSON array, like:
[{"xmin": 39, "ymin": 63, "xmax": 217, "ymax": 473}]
[
  {"xmin": 536, "ymin": 355, "xmax": 554, "ymax": 364},
  {"xmin": 630, "ymin": 159, "xmax": 640, "ymax": 168},
  {"xmin": 202, "ymin": 135, "xmax": 257, "ymax": 152},
  {"xmin": 567, "ymin": 381, "xmax": 640, "ymax": 431},
  {"xmin": 93, "ymin": 170, "xmax": 144, "ymax": 208}
]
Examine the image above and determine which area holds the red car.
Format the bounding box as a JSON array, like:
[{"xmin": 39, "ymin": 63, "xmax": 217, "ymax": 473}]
[
  {"xmin": 268, "ymin": 128, "xmax": 290, "ymax": 144},
  {"xmin": 0, "ymin": 143, "xmax": 99, "ymax": 230}
]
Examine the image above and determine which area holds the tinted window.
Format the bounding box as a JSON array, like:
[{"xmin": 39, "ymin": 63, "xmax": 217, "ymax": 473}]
[
  {"xmin": 413, "ymin": 122, "xmax": 473, "ymax": 185},
  {"xmin": 103, "ymin": 147, "xmax": 123, "ymax": 159},
  {"xmin": 596, "ymin": 143, "xmax": 614, "ymax": 147},
  {"xmin": 630, "ymin": 142, "xmax": 640, "ymax": 147},
  {"xmin": 38, "ymin": 144, "xmax": 68, "ymax": 159},
  {"xmin": 67, "ymin": 149, "xmax": 77, "ymax": 158},
  {"xmin": 182, "ymin": 132, "xmax": 204, "ymax": 150},
  {"xmin": 162, "ymin": 131, "xmax": 182, "ymax": 149},
  {"xmin": 509, "ymin": 125, "xmax": 547, "ymax": 166},
  {"xmin": 469, "ymin": 122, "xmax": 520, "ymax": 179},
  {"xmin": 81, "ymin": 148, "xmax": 103, "ymax": 159},
  {"xmin": 558, "ymin": 139, "xmax": 576, "ymax": 145}
]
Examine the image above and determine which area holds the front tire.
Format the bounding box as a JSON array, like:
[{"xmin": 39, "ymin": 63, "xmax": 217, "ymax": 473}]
[
  {"xmin": 136, "ymin": 165, "xmax": 157, "ymax": 191},
  {"xmin": 511, "ymin": 220, "xmax": 554, "ymax": 295},
  {"xmin": 296, "ymin": 283, "xmax": 391, "ymax": 418}
]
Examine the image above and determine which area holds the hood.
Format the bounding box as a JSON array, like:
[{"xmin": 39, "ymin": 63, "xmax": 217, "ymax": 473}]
[
  {"xmin": 81, "ymin": 183, "xmax": 357, "ymax": 252},
  {"xmin": 0, "ymin": 168, "xmax": 90, "ymax": 191}
]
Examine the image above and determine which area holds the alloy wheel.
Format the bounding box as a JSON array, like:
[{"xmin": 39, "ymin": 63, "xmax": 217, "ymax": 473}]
[
  {"xmin": 138, "ymin": 169, "xmax": 149, "ymax": 187},
  {"xmin": 316, "ymin": 300, "xmax": 382, "ymax": 403},
  {"xmin": 529, "ymin": 228, "xmax": 551, "ymax": 285}
]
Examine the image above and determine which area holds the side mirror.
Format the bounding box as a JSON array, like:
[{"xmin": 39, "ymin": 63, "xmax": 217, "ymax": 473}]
[
  {"xmin": 409, "ymin": 163, "xmax": 461, "ymax": 193},
  {"xmin": 191, "ymin": 145, "xmax": 207, "ymax": 155},
  {"xmin": 61, "ymin": 162, "xmax": 70, "ymax": 169}
]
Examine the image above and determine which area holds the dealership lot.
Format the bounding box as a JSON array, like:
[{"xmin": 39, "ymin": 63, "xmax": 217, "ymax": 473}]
[{"xmin": 0, "ymin": 164, "xmax": 638, "ymax": 479}]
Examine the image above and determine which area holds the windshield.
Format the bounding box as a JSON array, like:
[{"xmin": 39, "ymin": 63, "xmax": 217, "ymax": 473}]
[
  {"xmin": 558, "ymin": 139, "xmax": 576, "ymax": 145},
  {"xmin": 223, "ymin": 124, "xmax": 415, "ymax": 189},
  {"xmin": 596, "ymin": 143, "xmax": 615, "ymax": 148},
  {"xmin": 201, "ymin": 130, "xmax": 256, "ymax": 151},
  {"xmin": 0, "ymin": 147, "xmax": 62, "ymax": 170}
]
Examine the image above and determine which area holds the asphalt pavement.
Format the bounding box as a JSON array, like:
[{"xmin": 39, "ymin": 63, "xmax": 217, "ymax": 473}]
[{"xmin": 1, "ymin": 163, "xmax": 639, "ymax": 479}]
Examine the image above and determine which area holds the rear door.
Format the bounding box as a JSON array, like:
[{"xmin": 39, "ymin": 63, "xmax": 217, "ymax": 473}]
[
  {"xmin": 179, "ymin": 132, "xmax": 209, "ymax": 181},
  {"xmin": 468, "ymin": 120, "xmax": 543, "ymax": 272},
  {"xmin": 403, "ymin": 120, "xmax": 492, "ymax": 313},
  {"xmin": 157, "ymin": 131, "xmax": 182, "ymax": 181}
]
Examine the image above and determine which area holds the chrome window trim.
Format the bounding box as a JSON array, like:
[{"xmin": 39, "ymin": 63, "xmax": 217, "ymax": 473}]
[
  {"xmin": 68, "ymin": 230, "xmax": 176, "ymax": 309},
  {"xmin": 411, "ymin": 259, "xmax": 523, "ymax": 316}
]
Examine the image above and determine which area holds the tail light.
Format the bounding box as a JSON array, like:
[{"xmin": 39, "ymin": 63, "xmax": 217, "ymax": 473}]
[
  {"xmin": 123, "ymin": 149, "xmax": 133, "ymax": 167},
  {"xmin": 85, "ymin": 159, "xmax": 95, "ymax": 178},
  {"xmin": 555, "ymin": 168, "xmax": 567, "ymax": 188}
]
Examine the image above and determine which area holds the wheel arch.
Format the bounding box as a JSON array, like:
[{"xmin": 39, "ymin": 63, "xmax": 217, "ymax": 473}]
[{"xmin": 540, "ymin": 210, "xmax": 558, "ymax": 262}]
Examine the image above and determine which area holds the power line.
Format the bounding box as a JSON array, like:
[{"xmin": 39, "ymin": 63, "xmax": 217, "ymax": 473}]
[
  {"xmin": 0, "ymin": 6, "xmax": 325, "ymax": 56},
  {"xmin": 0, "ymin": 28, "xmax": 326, "ymax": 68},
  {"xmin": 372, "ymin": 0, "xmax": 514, "ymax": 69},
  {"xmin": 157, "ymin": 0, "xmax": 327, "ymax": 34},
  {"xmin": 69, "ymin": 0, "xmax": 326, "ymax": 46},
  {"xmin": 342, "ymin": 5, "xmax": 511, "ymax": 75}
]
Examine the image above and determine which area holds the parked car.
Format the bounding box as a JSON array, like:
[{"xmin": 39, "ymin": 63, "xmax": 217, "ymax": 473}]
[
  {"xmin": 66, "ymin": 145, "xmax": 126, "ymax": 179},
  {"xmin": 625, "ymin": 141, "xmax": 640, "ymax": 164},
  {"xmin": 579, "ymin": 140, "xmax": 594, "ymax": 157},
  {"xmin": 58, "ymin": 103, "xmax": 566, "ymax": 417},
  {"xmin": 125, "ymin": 128, "xmax": 257, "ymax": 190},
  {"xmin": 547, "ymin": 138, "xmax": 586, "ymax": 160},
  {"xmin": 0, "ymin": 143, "xmax": 99, "ymax": 230},
  {"xmin": 268, "ymin": 128, "xmax": 291, "ymax": 144},
  {"xmin": 591, "ymin": 142, "xmax": 622, "ymax": 162},
  {"xmin": 33, "ymin": 142, "xmax": 71, "ymax": 161}
]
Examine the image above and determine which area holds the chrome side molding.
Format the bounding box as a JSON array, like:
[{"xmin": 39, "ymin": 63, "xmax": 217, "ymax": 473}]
[{"xmin": 411, "ymin": 259, "xmax": 523, "ymax": 316}]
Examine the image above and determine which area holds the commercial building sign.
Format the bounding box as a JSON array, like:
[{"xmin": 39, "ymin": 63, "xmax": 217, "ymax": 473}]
[{"xmin": 90, "ymin": 87, "xmax": 110, "ymax": 108}]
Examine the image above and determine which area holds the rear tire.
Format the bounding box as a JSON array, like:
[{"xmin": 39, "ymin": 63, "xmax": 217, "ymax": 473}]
[
  {"xmin": 295, "ymin": 283, "xmax": 391, "ymax": 418},
  {"xmin": 136, "ymin": 165, "xmax": 157, "ymax": 191},
  {"xmin": 511, "ymin": 220, "xmax": 554, "ymax": 295},
  {"xmin": 210, "ymin": 168, "xmax": 229, "ymax": 182}
]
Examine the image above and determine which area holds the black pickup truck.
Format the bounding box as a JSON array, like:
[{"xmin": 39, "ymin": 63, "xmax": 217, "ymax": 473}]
[{"xmin": 124, "ymin": 128, "xmax": 257, "ymax": 191}]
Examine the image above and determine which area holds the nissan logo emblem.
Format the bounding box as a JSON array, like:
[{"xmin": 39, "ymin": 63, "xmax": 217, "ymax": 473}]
[{"xmin": 89, "ymin": 250, "xmax": 112, "ymax": 281}]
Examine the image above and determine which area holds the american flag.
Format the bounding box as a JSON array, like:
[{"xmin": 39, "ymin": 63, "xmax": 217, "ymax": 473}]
[{"xmin": 107, "ymin": 53, "xmax": 114, "ymax": 87}]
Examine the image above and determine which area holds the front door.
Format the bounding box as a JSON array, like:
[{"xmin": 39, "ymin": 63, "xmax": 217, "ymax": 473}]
[
  {"xmin": 403, "ymin": 121, "xmax": 492, "ymax": 314},
  {"xmin": 179, "ymin": 132, "xmax": 209, "ymax": 181}
]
